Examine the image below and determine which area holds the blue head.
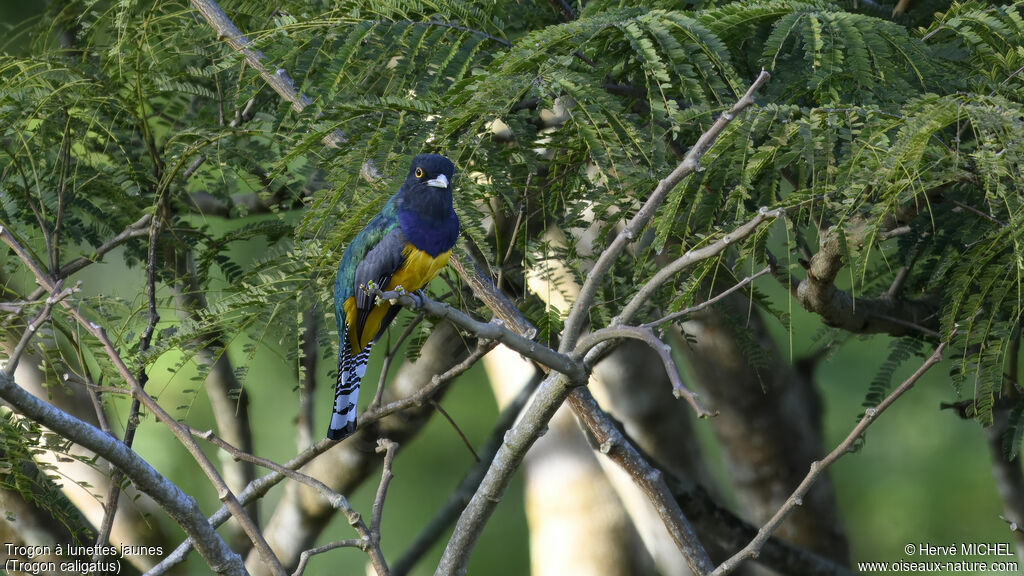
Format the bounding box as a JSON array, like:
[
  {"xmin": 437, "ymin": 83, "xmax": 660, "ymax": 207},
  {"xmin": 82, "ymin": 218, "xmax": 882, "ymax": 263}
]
[{"xmin": 396, "ymin": 154, "xmax": 459, "ymax": 256}]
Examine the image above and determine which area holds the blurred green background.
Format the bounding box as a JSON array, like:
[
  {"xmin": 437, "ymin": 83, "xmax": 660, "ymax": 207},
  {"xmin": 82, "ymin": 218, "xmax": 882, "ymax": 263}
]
[
  {"xmin": 62, "ymin": 218, "xmax": 1015, "ymax": 576},
  {"xmin": 1, "ymin": 2, "xmax": 1018, "ymax": 575}
]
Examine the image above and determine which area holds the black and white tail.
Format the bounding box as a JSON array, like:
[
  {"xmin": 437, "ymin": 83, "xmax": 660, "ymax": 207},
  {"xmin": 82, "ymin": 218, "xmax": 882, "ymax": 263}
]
[{"xmin": 328, "ymin": 330, "xmax": 371, "ymax": 441}]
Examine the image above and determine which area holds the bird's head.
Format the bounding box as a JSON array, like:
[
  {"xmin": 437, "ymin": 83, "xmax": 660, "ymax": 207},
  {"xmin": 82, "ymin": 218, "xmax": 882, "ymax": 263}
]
[{"xmin": 397, "ymin": 153, "xmax": 456, "ymax": 218}]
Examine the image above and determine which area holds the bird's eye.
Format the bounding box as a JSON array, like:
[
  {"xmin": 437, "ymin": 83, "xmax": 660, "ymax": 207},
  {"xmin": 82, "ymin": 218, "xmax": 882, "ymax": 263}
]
[{"xmin": 415, "ymin": 167, "xmax": 424, "ymax": 178}]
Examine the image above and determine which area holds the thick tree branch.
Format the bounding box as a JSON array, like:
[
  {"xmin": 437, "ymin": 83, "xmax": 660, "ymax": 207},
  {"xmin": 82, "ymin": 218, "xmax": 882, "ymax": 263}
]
[
  {"xmin": 795, "ymin": 232, "xmax": 941, "ymax": 337},
  {"xmin": 567, "ymin": 387, "xmax": 717, "ymax": 576},
  {"xmin": 390, "ymin": 372, "xmax": 540, "ymax": 576}
]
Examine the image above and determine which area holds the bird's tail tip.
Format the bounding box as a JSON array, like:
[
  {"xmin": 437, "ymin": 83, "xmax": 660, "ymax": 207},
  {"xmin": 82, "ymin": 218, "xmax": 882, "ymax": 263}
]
[{"xmin": 326, "ymin": 419, "xmax": 357, "ymax": 441}]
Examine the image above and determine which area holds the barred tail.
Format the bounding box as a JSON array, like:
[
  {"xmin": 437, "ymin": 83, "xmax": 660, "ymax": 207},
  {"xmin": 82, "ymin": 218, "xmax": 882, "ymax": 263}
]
[{"xmin": 328, "ymin": 334, "xmax": 372, "ymax": 441}]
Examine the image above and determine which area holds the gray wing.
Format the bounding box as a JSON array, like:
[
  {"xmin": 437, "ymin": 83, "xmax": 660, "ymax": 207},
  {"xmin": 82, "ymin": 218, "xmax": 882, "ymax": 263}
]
[{"xmin": 352, "ymin": 226, "xmax": 407, "ymax": 343}]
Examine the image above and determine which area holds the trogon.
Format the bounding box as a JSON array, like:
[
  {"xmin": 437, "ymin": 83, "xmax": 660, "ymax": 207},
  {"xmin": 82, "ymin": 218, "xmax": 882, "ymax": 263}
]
[{"xmin": 328, "ymin": 153, "xmax": 459, "ymax": 440}]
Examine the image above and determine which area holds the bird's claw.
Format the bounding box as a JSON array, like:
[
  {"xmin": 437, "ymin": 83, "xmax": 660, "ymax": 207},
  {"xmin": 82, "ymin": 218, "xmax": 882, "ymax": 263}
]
[{"xmin": 412, "ymin": 289, "xmax": 427, "ymax": 307}]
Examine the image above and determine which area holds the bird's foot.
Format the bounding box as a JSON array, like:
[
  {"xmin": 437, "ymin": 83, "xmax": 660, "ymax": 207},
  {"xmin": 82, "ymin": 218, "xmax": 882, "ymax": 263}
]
[{"xmin": 412, "ymin": 289, "xmax": 427, "ymax": 307}]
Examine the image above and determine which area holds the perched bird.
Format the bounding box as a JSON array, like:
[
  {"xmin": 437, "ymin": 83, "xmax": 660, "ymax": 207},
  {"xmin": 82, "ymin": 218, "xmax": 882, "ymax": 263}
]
[{"xmin": 329, "ymin": 154, "xmax": 459, "ymax": 440}]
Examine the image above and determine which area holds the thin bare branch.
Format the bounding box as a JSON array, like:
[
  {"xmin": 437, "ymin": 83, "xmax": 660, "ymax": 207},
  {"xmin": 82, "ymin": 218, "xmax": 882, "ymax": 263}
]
[
  {"xmin": 186, "ymin": 424, "xmax": 347, "ymax": 509},
  {"xmin": 362, "ymin": 340, "xmax": 496, "ymax": 427},
  {"xmin": 390, "ymin": 373, "xmax": 539, "ymax": 576},
  {"xmin": 284, "ymin": 440, "xmax": 396, "ymax": 576},
  {"xmin": 4, "ymin": 281, "xmax": 76, "ymax": 376},
  {"xmin": 710, "ymin": 342, "xmax": 948, "ymax": 576},
  {"xmin": 618, "ymin": 208, "xmax": 783, "ymax": 326},
  {"xmin": 372, "ymin": 312, "xmax": 426, "ymax": 410},
  {"xmin": 149, "ymin": 437, "xmax": 340, "ymax": 575},
  {"xmin": 56, "ymin": 214, "xmax": 152, "ymax": 280},
  {"xmin": 430, "ymin": 399, "xmax": 481, "ymax": 462},
  {"xmin": 576, "ymin": 325, "xmax": 712, "ymax": 418},
  {"xmin": 291, "ymin": 540, "xmax": 365, "ymax": 576},
  {"xmin": 188, "ymin": 0, "xmax": 346, "ymax": 147},
  {"xmin": 560, "ymin": 69, "xmax": 771, "ymax": 351},
  {"xmin": 642, "ymin": 266, "xmax": 771, "ymax": 328},
  {"xmin": 371, "ymin": 439, "xmax": 398, "ymax": 539}
]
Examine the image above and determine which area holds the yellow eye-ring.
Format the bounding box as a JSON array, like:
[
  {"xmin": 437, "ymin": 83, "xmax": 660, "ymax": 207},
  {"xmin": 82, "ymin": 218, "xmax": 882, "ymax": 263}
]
[{"xmin": 415, "ymin": 167, "xmax": 424, "ymax": 178}]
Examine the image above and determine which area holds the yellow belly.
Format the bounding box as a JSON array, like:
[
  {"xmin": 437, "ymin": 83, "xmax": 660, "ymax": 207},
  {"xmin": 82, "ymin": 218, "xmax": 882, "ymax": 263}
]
[{"xmin": 344, "ymin": 245, "xmax": 452, "ymax": 350}]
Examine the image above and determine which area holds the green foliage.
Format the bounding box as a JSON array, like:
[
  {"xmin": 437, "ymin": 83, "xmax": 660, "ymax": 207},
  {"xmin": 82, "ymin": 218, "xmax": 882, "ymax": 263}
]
[{"xmin": 2, "ymin": 0, "xmax": 1024, "ymax": 515}]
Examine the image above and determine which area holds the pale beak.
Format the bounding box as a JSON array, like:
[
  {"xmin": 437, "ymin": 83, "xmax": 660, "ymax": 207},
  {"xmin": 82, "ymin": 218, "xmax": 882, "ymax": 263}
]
[{"xmin": 426, "ymin": 174, "xmax": 449, "ymax": 189}]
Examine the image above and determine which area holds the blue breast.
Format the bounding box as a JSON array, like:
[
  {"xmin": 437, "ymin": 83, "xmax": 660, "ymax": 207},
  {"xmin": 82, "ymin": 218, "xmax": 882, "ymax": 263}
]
[{"xmin": 398, "ymin": 209, "xmax": 459, "ymax": 257}]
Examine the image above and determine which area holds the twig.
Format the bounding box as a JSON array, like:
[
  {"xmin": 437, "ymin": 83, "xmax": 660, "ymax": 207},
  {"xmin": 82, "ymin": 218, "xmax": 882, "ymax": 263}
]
[
  {"xmin": 642, "ymin": 266, "xmax": 771, "ymax": 328},
  {"xmin": 363, "ymin": 341, "xmax": 496, "ymax": 430},
  {"xmin": 186, "ymin": 423, "xmax": 347, "ymax": 509},
  {"xmin": 709, "ymin": 342, "xmax": 947, "ymax": 576},
  {"xmin": 372, "ymin": 312, "xmax": 426, "ymax": 410},
  {"xmin": 390, "ymin": 373, "xmax": 539, "ymax": 576},
  {"xmin": 95, "ymin": 210, "xmax": 162, "ymax": 557},
  {"xmin": 430, "ymin": 399, "xmax": 480, "ymax": 462},
  {"xmin": 617, "ymin": 208, "xmax": 783, "ymax": 325},
  {"xmin": 290, "ymin": 440, "xmax": 398, "ymax": 576},
  {"xmin": 188, "ymin": 0, "xmax": 346, "ymax": 147},
  {"xmin": 951, "ymin": 198, "xmax": 1007, "ymax": 228},
  {"xmin": 1001, "ymin": 515, "xmax": 1024, "ymax": 535},
  {"xmin": 56, "ymin": 214, "xmax": 152, "ymax": 279},
  {"xmin": 576, "ymin": 325, "xmax": 712, "ymax": 418},
  {"xmin": 291, "ymin": 540, "xmax": 365, "ymax": 576},
  {"xmin": 371, "ymin": 439, "xmax": 398, "ymax": 539},
  {"xmin": 4, "ymin": 281, "xmax": 76, "ymax": 376},
  {"xmin": 0, "ymin": 225, "xmax": 287, "ymax": 576},
  {"xmin": 421, "ymin": 19, "xmax": 510, "ymax": 47}
]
